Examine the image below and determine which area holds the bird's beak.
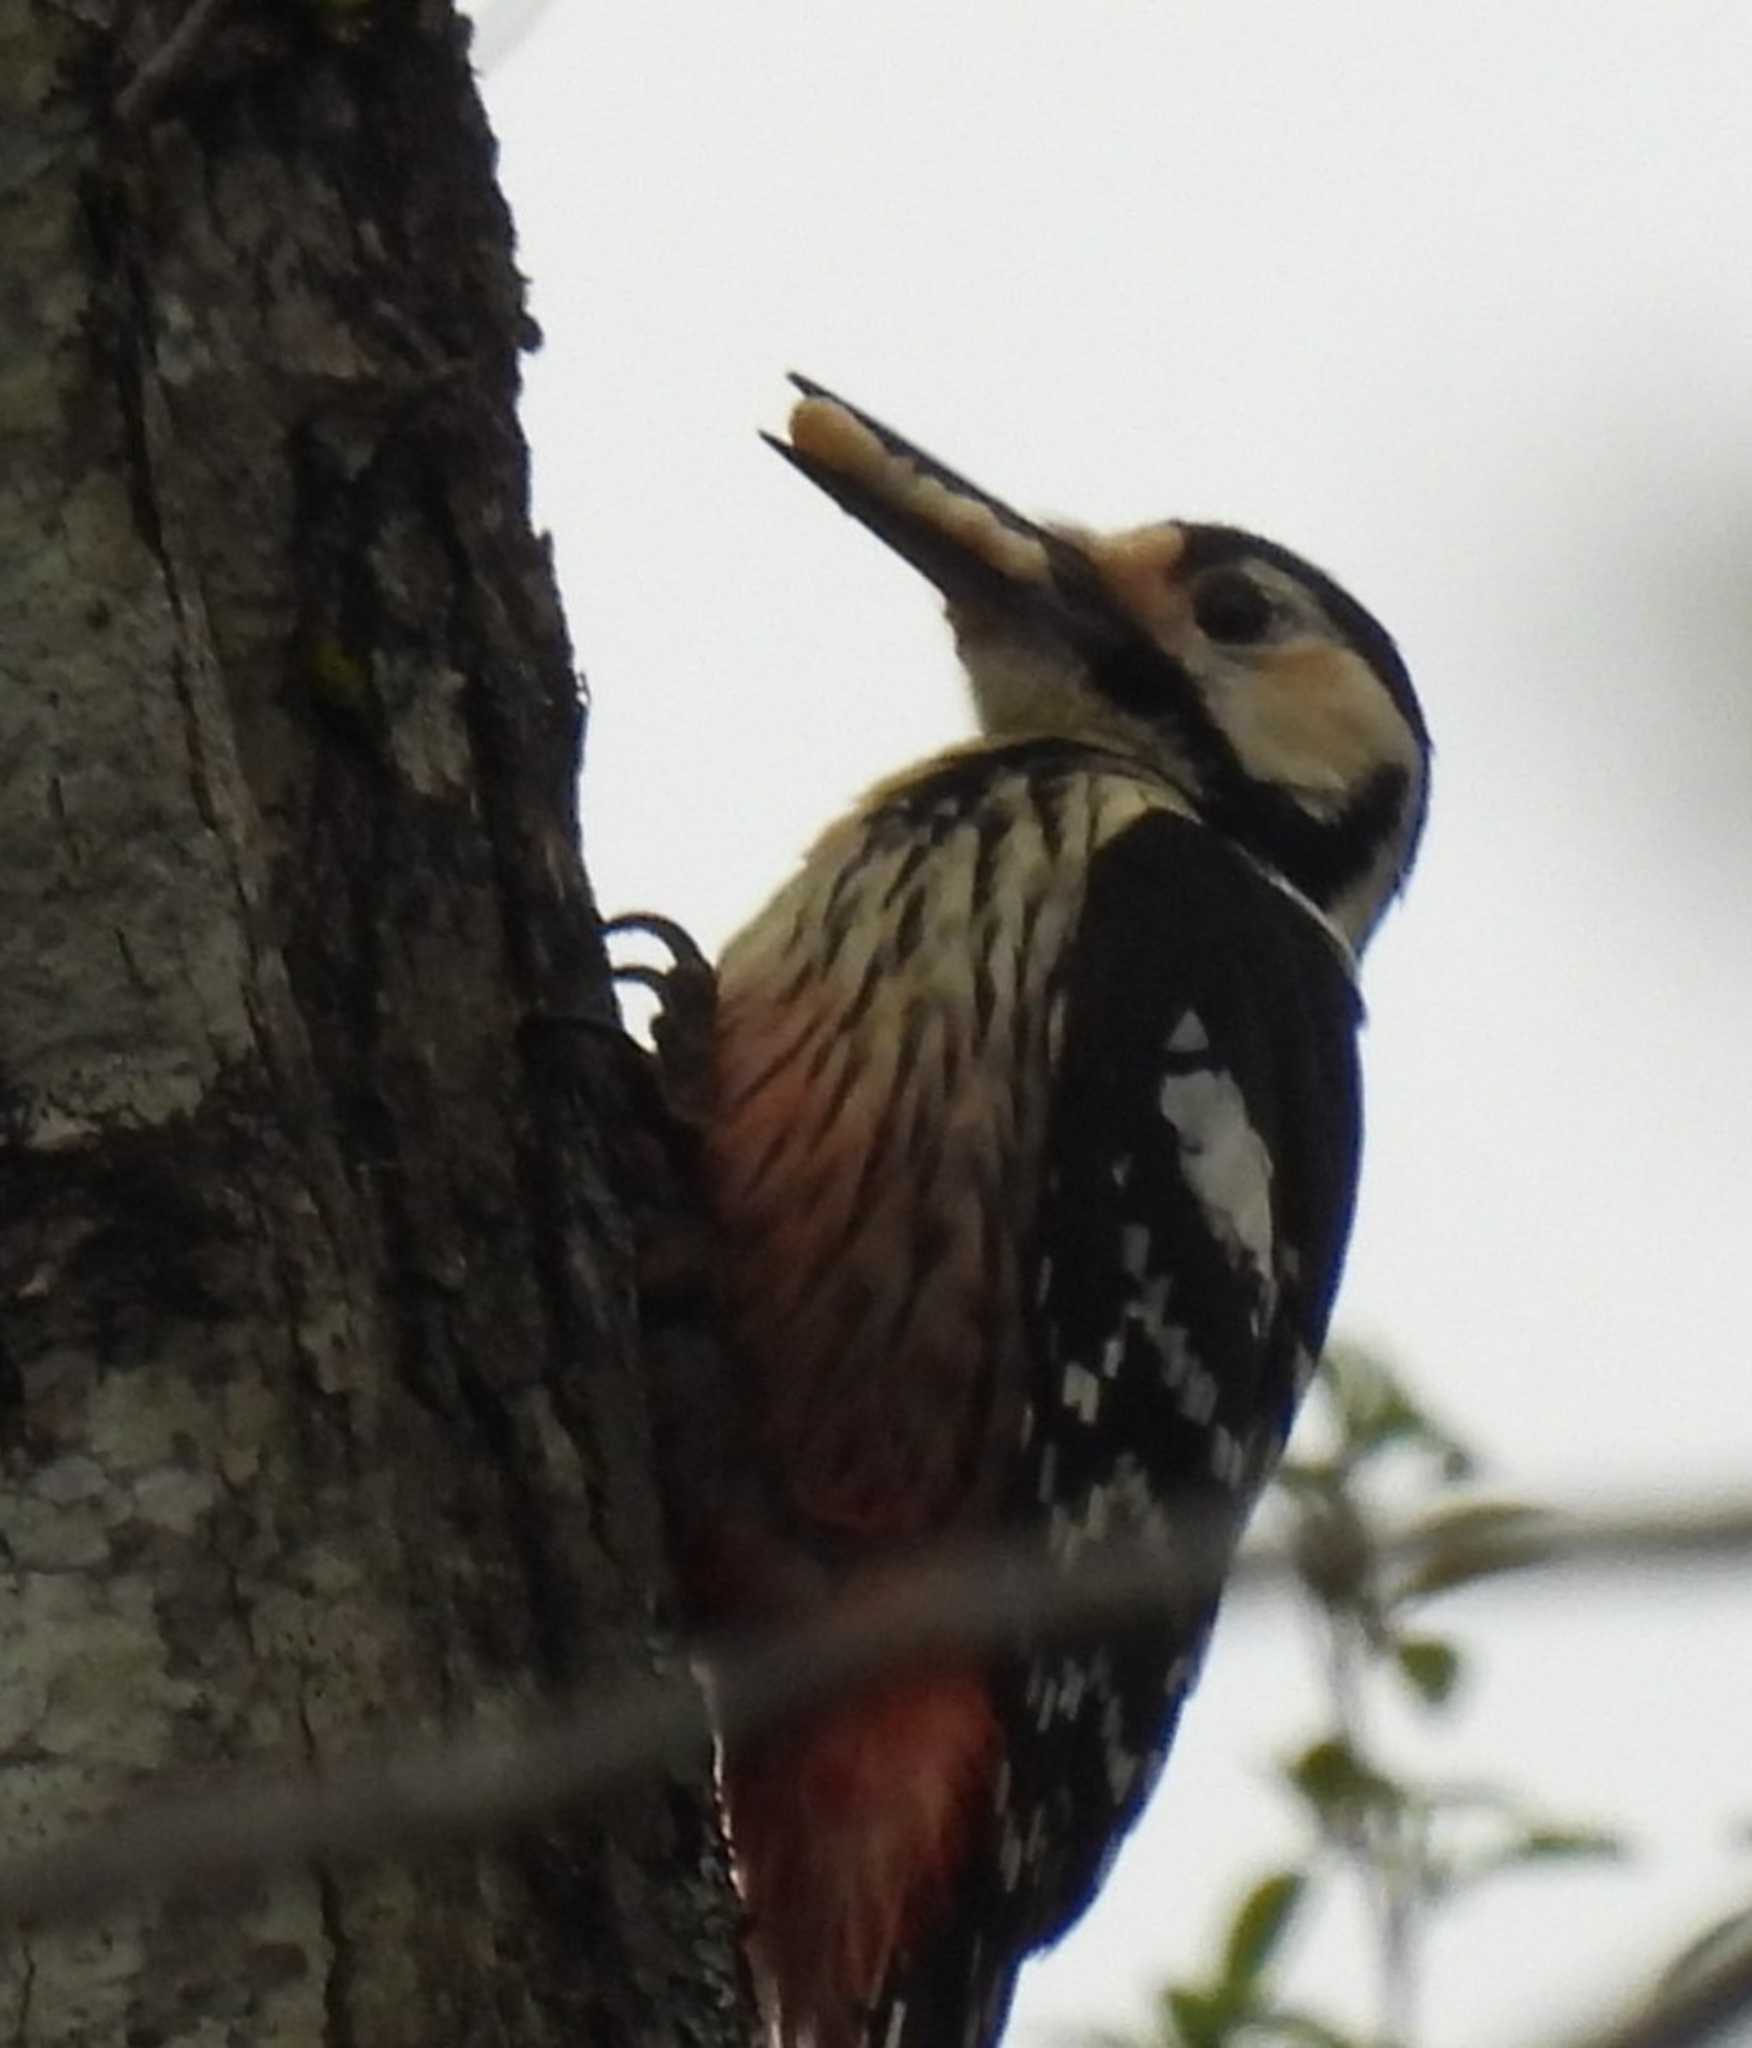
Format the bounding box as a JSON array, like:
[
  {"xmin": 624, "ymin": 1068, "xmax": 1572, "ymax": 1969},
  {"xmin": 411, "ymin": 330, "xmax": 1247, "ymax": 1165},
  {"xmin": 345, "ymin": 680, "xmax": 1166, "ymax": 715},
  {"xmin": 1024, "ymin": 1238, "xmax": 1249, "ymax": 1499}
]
[{"xmin": 767, "ymin": 376, "xmax": 1126, "ymax": 651}]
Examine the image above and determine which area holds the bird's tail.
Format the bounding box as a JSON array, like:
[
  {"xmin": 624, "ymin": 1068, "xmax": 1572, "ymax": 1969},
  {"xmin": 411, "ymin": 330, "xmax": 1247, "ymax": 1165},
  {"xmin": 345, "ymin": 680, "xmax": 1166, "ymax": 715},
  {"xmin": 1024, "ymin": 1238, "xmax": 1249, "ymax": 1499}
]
[{"xmin": 727, "ymin": 1667, "xmax": 1000, "ymax": 2048}]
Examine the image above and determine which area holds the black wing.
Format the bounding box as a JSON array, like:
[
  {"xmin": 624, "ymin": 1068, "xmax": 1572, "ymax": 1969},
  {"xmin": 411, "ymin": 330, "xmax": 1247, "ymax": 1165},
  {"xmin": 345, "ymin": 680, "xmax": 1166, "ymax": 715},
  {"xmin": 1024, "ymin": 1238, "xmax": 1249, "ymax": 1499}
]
[{"xmin": 874, "ymin": 809, "xmax": 1364, "ymax": 2048}]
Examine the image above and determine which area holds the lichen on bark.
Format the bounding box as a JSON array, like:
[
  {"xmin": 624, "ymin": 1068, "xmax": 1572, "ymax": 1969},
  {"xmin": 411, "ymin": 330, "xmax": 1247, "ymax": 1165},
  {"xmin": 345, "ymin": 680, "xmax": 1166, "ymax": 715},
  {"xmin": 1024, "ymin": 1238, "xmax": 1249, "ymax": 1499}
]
[{"xmin": 0, "ymin": 3, "xmax": 743, "ymax": 2041}]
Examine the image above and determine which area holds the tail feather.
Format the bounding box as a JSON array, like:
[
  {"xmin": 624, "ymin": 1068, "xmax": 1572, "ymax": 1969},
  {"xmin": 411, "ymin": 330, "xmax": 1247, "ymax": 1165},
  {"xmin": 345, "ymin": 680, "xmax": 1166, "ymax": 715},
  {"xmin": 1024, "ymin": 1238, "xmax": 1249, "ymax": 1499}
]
[
  {"xmin": 727, "ymin": 1669, "xmax": 999, "ymax": 2048},
  {"xmin": 865, "ymin": 1914, "xmax": 1023, "ymax": 2048}
]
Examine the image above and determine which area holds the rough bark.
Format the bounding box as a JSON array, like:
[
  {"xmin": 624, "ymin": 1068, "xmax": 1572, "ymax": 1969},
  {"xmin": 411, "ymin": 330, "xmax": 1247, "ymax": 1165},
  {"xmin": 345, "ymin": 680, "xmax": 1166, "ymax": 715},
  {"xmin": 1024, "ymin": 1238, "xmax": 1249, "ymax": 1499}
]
[{"xmin": 0, "ymin": 2, "xmax": 743, "ymax": 2041}]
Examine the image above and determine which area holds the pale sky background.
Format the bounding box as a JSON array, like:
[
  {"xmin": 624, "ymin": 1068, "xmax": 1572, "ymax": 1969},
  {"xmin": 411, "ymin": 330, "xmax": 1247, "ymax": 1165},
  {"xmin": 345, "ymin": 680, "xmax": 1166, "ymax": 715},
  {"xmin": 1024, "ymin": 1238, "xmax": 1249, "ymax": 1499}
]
[{"xmin": 465, "ymin": 6, "xmax": 1752, "ymax": 2042}]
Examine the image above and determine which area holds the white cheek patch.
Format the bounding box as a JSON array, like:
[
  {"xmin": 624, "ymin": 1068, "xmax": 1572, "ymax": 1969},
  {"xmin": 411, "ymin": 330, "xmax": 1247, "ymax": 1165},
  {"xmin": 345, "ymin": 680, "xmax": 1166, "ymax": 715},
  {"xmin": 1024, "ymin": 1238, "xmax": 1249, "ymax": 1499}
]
[{"xmin": 1218, "ymin": 643, "xmax": 1418, "ymax": 809}]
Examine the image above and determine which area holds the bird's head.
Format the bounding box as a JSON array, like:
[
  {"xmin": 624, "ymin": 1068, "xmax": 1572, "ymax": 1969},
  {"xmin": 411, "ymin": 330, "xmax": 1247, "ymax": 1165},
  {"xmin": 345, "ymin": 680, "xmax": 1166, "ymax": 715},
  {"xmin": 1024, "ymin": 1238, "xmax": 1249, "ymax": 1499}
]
[{"xmin": 769, "ymin": 377, "xmax": 1430, "ymax": 952}]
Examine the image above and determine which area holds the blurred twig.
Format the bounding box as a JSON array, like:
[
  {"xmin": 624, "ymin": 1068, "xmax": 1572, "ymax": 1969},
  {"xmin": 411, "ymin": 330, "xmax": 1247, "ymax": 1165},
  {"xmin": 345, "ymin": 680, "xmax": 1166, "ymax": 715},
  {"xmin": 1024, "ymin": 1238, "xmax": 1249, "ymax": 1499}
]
[
  {"xmin": 1382, "ymin": 1494, "xmax": 1752, "ymax": 1599},
  {"xmin": 0, "ymin": 1522, "xmax": 1234, "ymax": 1930},
  {"xmin": 0, "ymin": 1494, "xmax": 1749, "ymax": 1939},
  {"xmin": 1538, "ymin": 1915, "xmax": 1752, "ymax": 2048}
]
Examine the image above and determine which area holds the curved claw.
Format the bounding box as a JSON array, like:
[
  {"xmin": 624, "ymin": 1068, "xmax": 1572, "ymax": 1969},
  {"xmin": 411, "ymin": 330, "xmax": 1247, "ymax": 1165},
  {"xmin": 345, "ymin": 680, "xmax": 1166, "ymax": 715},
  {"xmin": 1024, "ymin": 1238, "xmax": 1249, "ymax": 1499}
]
[
  {"xmin": 609, "ymin": 963, "xmax": 672, "ymax": 1002},
  {"xmin": 602, "ymin": 911, "xmax": 712, "ymax": 980},
  {"xmin": 602, "ymin": 909, "xmax": 718, "ymax": 1129}
]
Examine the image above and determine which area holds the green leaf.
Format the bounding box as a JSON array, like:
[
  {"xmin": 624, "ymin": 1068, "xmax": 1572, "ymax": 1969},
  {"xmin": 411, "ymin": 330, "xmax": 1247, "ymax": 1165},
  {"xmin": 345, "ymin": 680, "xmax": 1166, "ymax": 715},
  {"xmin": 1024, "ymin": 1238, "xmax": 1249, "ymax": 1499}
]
[
  {"xmin": 1165, "ymin": 1985, "xmax": 1235, "ymax": 2048},
  {"xmin": 1273, "ymin": 1458, "xmax": 1343, "ymax": 1503},
  {"xmin": 1283, "ymin": 1738, "xmax": 1401, "ymax": 1828},
  {"xmin": 1394, "ymin": 1634, "xmax": 1463, "ymax": 1708},
  {"xmin": 1219, "ymin": 1870, "xmax": 1307, "ymax": 1989},
  {"xmin": 1444, "ymin": 1819, "xmax": 1627, "ymax": 1897},
  {"xmin": 1319, "ymin": 1351, "xmax": 1477, "ymax": 1477},
  {"xmin": 1290, "ymin": 1495, "xmax": 1373, "ymax": 1612},
  {"xmin": 1513, "ymin": 1825, "xmax": 1627, "ymax": 1863}
]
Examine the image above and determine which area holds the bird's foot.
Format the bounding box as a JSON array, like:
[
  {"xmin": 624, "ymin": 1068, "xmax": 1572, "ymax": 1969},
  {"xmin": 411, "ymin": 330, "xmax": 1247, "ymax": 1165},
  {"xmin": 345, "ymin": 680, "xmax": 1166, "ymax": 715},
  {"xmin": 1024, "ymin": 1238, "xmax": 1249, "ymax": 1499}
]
[{"xmin": 602, "ymin": 911, "xmax": 718, "ymax": 1130}]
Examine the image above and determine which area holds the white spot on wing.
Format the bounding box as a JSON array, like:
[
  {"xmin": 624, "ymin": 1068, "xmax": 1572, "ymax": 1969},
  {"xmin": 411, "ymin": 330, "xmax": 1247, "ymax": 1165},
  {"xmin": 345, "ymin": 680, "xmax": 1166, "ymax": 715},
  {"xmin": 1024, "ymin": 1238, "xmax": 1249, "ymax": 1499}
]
[
  {"xmin": 1126, "ymin": 1270, "xmax": 1172, "ymax": 1355},
  {"xmin": 1210, "ymin": 1423, "xmax": 1247, "ymax": 1489},
  {"xmin": 1036, "ymin": 1441, "xmax": 1058, "ymax": 1503},
  {"xmin": 1047, "ymin": 987, "xmax": 1068, "ymax": 1064},
  {"xmin": 1157, "ymin": 1062, "xmax": 1275, "ymax": 1293},
  {"xmin": 1061, "ymin": 1359, "xmax": 1101, "ymax": 1423},
  {"xmin": 1167, "ymin": 1009, "xmax": 1209, "ymax": 1054},
  {"xmin": 1099, "ymin": 1454, "xmax": 1177, "ymax": 1548},
  {"xmin": 1103, "ymin": 1684, "xmax": 1140, "ymax": 1802}
]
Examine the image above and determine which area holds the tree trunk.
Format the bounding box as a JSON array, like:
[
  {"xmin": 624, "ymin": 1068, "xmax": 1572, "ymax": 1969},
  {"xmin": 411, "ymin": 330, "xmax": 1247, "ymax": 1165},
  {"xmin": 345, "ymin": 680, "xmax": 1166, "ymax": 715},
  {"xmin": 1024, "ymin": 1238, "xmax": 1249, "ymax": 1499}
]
[{"xmin": 0, "ymin": 3, "xmax": 742, "ymax": 2040}]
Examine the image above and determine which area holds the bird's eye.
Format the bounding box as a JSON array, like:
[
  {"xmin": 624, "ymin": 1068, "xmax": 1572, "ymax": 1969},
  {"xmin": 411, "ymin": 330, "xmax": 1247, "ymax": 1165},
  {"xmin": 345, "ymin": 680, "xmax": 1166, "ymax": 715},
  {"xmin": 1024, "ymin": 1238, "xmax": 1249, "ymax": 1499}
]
[{"xmin": 1192, "ymin": 570, "xmax": 1276, "ymax": 645}]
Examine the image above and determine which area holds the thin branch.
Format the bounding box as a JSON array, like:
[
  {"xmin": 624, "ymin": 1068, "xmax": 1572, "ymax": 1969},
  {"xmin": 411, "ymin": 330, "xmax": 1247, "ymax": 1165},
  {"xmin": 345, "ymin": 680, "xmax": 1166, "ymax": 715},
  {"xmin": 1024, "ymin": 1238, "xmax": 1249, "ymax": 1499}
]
[
  {"xmin": 0, "ymin": 1526, "xmax": 1232, "ymax": 1931},
  {"xmin": 0, "ymin": 1494, "xmax": 1749, "ymax": 1938},
  {"xmin": 1383, "ymin": 1493, "xmax": 1752, "ymax": 1600},
  {"xmin": 1533, "ymin": 1917, "xmax": 1752, "ymax": 2048}
]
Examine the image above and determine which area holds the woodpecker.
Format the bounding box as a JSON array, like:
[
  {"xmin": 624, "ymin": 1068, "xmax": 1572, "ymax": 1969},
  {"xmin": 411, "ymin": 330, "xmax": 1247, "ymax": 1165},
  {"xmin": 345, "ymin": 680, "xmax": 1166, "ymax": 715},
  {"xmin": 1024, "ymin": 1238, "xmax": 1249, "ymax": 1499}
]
[{"xmin": 642, "ymin": 379, "xmax": 1429, "ymax": 2048}]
